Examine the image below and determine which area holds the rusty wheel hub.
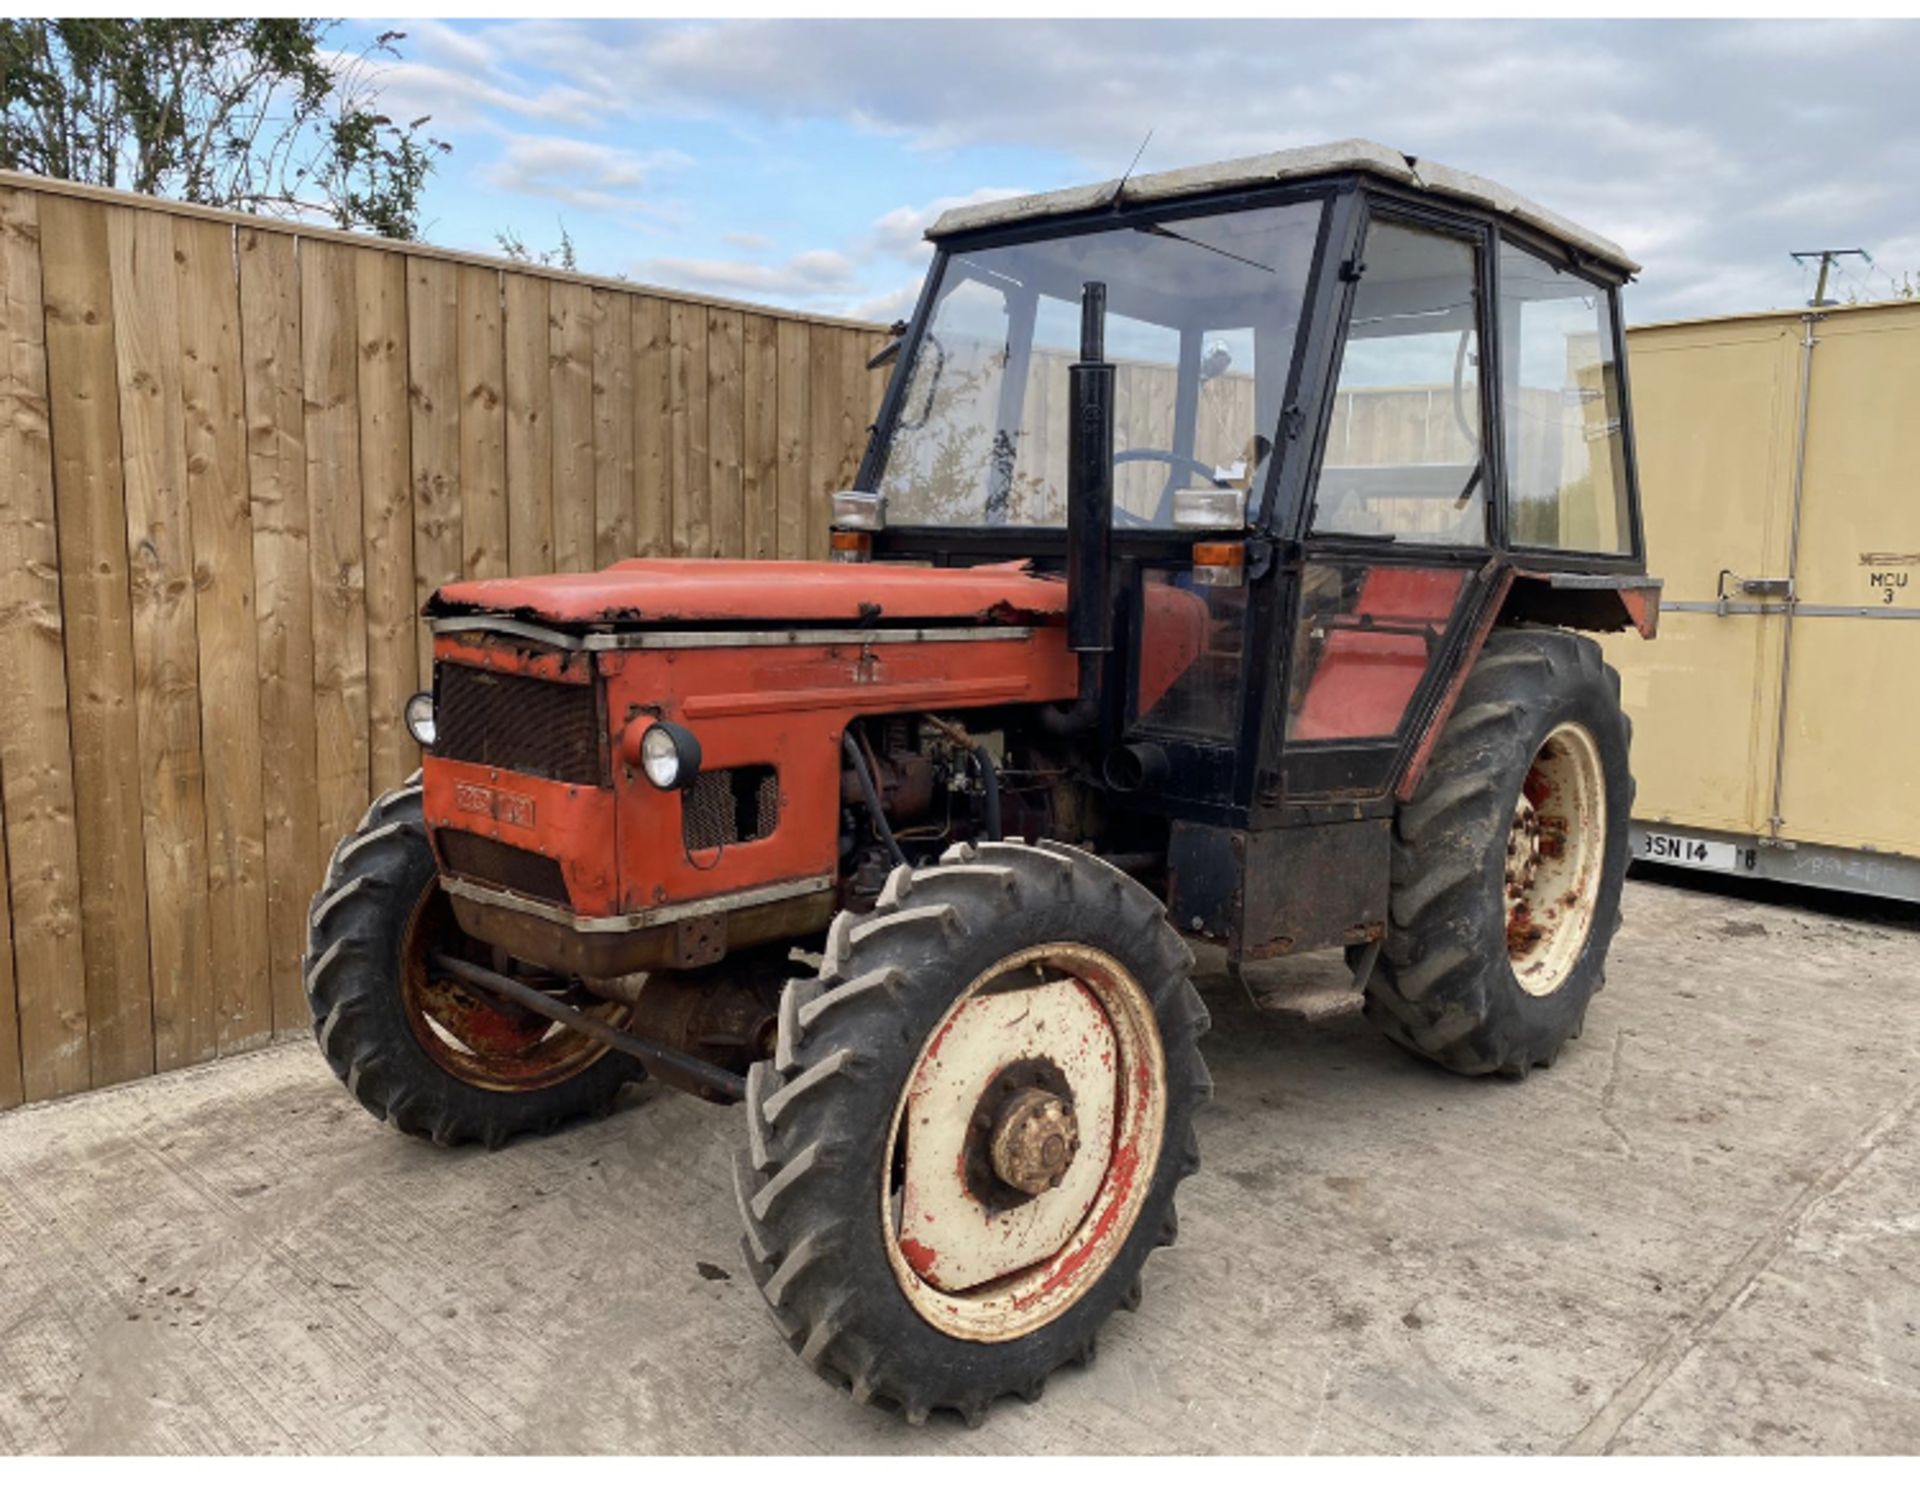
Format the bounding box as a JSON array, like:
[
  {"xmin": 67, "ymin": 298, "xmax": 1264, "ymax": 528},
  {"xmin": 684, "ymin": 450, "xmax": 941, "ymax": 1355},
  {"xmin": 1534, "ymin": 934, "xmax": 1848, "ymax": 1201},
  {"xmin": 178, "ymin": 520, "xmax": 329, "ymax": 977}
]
[
  {"xmin": 400, "ymin": 882, "xmax": 627, "ymax": 1092},
  {"xmin": 1506, "ymin": 797, "xmax": 1542, "ymax": 903},
  {"xmin": 883, "ymin": 942, "xmax": 1168, "ymax": 1343},
  {"xmin": 1503, "ymin": 722, "xmax": 1607, "ymax": 998},
  {"xmin": 989, "ymin": 1086, "xmax": 1080, "ymax": 1195}
]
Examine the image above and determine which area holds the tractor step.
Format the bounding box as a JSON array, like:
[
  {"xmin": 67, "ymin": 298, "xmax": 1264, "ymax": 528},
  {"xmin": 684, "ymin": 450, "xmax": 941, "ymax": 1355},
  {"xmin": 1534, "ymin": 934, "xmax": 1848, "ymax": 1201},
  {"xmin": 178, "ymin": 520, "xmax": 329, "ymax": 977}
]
[{"xmin": 1253, "ymin": 985, "xmax": 1365, "ymax": 1022}]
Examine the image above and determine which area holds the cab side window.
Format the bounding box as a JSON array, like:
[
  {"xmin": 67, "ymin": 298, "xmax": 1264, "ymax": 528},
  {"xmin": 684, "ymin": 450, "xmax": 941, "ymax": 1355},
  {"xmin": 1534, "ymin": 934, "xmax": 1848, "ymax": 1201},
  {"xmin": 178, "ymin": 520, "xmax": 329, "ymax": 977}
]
[
  {"xmin": 1311, "ymin": 220, "xmax": 1486, "ymax": 546},
  {"xmin": 1498, "ymin": 240, "xmax": 1632, "ymax": 553}
]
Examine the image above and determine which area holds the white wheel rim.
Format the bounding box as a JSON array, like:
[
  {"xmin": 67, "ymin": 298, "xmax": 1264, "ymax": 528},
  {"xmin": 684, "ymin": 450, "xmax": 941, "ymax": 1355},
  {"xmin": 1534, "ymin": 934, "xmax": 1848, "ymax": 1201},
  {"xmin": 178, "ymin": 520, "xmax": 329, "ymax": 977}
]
[
  {"xmin": 1505, "ymin": 721, "xmax": 1607, "ymax": 997},
  {"xmin": 881, "ymin": 942, "xmax": 1166, "ymax": 1343}
]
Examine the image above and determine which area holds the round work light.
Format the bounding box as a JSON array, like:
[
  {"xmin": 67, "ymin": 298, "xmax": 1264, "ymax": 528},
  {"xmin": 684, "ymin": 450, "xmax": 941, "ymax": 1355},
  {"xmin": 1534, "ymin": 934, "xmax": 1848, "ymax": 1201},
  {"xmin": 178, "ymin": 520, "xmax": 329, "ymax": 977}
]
[
  {"xmin": 639, "ymin": 721, "xmax": 702, "ymax": 790},
  {"xmin": 403, "ymin": 691, "xmax": 436, "ymax": 748}
]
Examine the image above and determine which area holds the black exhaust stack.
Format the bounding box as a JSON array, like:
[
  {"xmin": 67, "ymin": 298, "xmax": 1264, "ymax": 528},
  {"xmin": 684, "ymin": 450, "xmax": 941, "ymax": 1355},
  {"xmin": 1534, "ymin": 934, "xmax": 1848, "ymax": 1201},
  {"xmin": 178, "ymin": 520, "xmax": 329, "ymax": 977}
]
[
  {"xmin": 1067, "ymin": 281, "xmax": 1115, "ymax": 655},
  {"xmin": 1045, "ymin": 281, "xmax": 1115, "ymax": 735}
]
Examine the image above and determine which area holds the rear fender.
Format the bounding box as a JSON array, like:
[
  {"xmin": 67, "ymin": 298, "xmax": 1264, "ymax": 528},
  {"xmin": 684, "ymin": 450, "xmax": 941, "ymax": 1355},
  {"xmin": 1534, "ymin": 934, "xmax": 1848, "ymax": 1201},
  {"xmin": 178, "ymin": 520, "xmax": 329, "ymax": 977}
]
[
  {"xmin": 1501, "ymin": 570, "xmax": 1662, "ymax": 640},
  {"xmin": 1396, "ymin": 569, "xmax": 1659, "ymax": 802}
]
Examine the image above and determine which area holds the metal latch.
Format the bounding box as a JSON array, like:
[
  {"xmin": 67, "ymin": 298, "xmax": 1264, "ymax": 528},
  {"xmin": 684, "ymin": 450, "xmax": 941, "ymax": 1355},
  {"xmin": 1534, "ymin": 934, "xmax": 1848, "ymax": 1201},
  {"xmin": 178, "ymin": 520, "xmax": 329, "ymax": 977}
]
[{"xmin": 1715, "ymin": 569, "xmax": 1793, "ymax": 615}]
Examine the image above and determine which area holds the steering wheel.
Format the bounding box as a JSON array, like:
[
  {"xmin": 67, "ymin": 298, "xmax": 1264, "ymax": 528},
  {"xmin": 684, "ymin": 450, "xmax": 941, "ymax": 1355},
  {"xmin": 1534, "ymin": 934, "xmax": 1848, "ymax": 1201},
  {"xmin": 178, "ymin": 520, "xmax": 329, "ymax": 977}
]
[
  {"xmin": 1111, "ymin": 447, "xmax": 1238, "ymax": 527},
  {"xmin": 1112, "ymin": 448, "xmax": 1232, "ymax": 489},
  {"xmin": 1451, "ymin": 329, "xmax": 1485, "ymax": 510}
]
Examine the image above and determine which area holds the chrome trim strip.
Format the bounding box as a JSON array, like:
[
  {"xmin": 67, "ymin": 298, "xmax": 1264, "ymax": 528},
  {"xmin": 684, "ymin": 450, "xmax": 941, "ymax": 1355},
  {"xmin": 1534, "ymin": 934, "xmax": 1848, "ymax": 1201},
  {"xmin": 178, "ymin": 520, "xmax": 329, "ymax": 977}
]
[
  {"xmin": 441, "ymin": 873, "xmax": 836, "ymax": 933},
  {"xmin": 430, "ymin": 616, "xmax": 1035, "ymax": 651},
  {"xmin": 1661, "ymin": 600, "xmax": 1920, "ymax": 619}
]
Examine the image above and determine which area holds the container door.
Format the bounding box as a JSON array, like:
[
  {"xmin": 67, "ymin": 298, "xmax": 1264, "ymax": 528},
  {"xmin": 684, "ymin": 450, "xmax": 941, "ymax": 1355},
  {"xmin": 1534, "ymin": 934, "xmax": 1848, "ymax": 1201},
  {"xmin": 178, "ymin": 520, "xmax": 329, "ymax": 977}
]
[
  {"xmin": 1771, "ymin": 303, "xmax": 1920, "ymax": 857},
  {"xmin": 1598, "ymin": 317, "xmax": 1802, "ymax": 840}
]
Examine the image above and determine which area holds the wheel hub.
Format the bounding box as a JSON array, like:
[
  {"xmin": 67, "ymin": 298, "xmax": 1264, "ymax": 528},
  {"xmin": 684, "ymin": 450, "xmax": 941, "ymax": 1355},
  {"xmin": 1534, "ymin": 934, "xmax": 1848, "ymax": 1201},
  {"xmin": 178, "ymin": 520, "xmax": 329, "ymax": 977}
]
[
  {"xmin": 1503, "ymin": 721, "xmax": 1607, "ymax": 997},
  {"xmin": 1506, "ymin": 798, "xmax": 1542, "ymax": 903},
  {"xmin": 399, "ymin": 884, "xmax": 628, "ymax": 1091},
  {"xmin": 883, "ymin": 941, "xmax": 1167, "ymax": 1341},
  {"xmin": 989, "ymin": 1087, "xmax": 1080, "ymax": 1195}
]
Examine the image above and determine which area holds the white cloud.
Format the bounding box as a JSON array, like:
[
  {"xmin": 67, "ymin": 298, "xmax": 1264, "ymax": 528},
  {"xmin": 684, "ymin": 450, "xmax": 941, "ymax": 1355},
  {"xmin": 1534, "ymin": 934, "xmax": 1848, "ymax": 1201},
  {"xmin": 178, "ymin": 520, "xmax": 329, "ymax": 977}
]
[
  {"xmin": 1710, "ymin": 19, "xmax": 1898, "ymax": 59},
  {"xmin": 847, "ymin": 282, "xmax": 924, "ymax": 325},
  {"xmin": 630, "ymin": 247, "xmax": 862, "ymax": 303},
  {"xmin": 630, "ymin": 190, "xmax": 1029, "ymax": 312},
  {"xmin": 484, "ymin": 136, "xmax": 691, "ymax": 215},
  {"xmin": 359, "ymin": 53, "xmax": 607, "ymax": 132},
  {"xmin": 869, "ymin": 186, "xmax": 1030, "ymax": 262}
]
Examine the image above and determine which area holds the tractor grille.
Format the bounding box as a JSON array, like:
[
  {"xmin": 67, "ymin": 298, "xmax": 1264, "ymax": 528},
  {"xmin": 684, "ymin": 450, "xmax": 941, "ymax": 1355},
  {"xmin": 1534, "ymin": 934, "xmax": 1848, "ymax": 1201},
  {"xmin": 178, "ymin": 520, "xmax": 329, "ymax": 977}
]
[
  {"xmin": 682, "ymin": 766, "xmax": 780, "ymax": 853},
  {"xmin": 434, "ymin": 662, "xmax": 606, "ymax": 785},
  {"xmin": 437, "ymin": 829, "xmax": 572, "ymax": 907}
]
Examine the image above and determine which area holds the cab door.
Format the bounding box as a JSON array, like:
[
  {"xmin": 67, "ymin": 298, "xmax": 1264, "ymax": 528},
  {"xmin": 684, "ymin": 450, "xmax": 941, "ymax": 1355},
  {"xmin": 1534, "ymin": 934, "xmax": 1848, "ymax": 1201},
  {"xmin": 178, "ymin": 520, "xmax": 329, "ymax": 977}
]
[{"xmin": 1279, "ymin": 209, "xmax": 1492, "ymax": 802}]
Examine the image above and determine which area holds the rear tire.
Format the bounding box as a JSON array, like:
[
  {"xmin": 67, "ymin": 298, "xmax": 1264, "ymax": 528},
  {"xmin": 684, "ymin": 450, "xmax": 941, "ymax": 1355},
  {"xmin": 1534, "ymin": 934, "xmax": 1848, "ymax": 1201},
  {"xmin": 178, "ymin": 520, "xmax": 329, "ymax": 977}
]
[
  {"xmin": 733, "ymin": 839, "xmax": 1211, "ymax": 1425},
  {"xmin": 304, "ymin": 781, "xmax": 638, "ymax": 1146},
  {"xmin": 1363, "ymin": 628, "xmax": 1633, "ymax": 1076}
]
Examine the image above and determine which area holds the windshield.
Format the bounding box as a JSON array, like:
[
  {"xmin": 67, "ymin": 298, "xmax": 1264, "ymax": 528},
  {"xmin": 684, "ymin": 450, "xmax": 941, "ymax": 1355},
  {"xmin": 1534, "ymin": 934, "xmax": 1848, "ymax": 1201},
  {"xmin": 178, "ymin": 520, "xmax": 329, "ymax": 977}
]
[{"xmin": 877, "ymin": 200, "xmax": 1325, "ymax": 528}]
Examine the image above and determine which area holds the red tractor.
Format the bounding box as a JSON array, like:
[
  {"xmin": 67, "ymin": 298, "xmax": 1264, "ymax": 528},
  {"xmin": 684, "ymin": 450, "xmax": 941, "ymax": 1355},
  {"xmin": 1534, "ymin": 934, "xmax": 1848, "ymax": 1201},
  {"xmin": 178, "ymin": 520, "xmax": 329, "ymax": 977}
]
[{"xmin": 307, "ymin": 140, "xmax": 1658, "ymax": 1423}]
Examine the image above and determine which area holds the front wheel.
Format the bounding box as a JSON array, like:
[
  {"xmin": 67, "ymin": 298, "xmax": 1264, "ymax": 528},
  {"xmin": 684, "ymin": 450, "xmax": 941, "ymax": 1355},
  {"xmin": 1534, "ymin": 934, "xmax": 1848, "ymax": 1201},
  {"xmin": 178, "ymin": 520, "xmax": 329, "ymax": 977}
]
[
  {"xmin": 733, "ymin": 840, "xmax": 1211, "ymax": 1424},
  {"xmin": 1362, "ymin": 627, "xmax": 1634, "ymax": 1076},
  {"xmin": 304, "ymin": 781, "xmax": 639, "ymax": 1146}
]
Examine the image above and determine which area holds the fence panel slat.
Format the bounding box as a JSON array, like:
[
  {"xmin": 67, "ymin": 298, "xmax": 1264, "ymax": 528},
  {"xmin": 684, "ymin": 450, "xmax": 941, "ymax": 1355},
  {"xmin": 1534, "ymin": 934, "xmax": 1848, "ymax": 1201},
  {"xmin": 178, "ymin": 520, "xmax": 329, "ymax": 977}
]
[
  {"xmin": 592, "ymin": 289, "xmax": 635, "ymax": 568},
  {"xmin": 845, "ymin": 329, "xmax": 879, "ymax": 494},
  {"xmin": 303, "ymin": 240, "xmax": 370, "ymax": 853},
  {"xmin": 456, "ymin": 265, "xmax": 507, "ymax": 581},
  {"xmin": 408, "ymin": 256, "xmax": 462, "ymax": 679},
  {"xmin": 40, "ymin": 194, "xmax": 153, "ymax": 1089},
  {"xmin": 504, "ymin": 275, "xmax": 552, "ymax": 575},
  {"xmin": 742, "ymin": 314, "xmax": 779, "ymax": 560},
  {"xmin": 669, "ymin": 302, "xmax": 709, "ymax": 556},
  {"xmin": 177, "ymin": 216, "xmax": 273, "ymax": 1052},
  {"xmin": 633, "ymin": 296, "xmax": 671, "ymax": 557},
  {"xmin": 356, "ymin": 249, "xmax": 417, "ymax": 791},
  {"xmin": 0, "ymin": 186, "xmax": 89, "ymax": 1101},
  {"xmin": 805, "ymin": 327, "xmax": 845, "ymax": 561},
  {"xmin": 550, "ymin": 281, "xmax": 595, "ymax": 573},
  {"xmin": 0, "ymin": 793, "xmax": 18, "ymax": 1107},
  {"xmin": 775, "ymin": 319, "xmax": 811, "ymax": 561},
  {"xmin": 109, "ymin": 205, "xmax": 211, "ymax": 1071},
  {"xmin": 239, "ymin": 226, "xmax": 319, "ymax": 1035},
  {"xmin": 708, "ymin": 307, "xmax": 745, "ymax": 559}
]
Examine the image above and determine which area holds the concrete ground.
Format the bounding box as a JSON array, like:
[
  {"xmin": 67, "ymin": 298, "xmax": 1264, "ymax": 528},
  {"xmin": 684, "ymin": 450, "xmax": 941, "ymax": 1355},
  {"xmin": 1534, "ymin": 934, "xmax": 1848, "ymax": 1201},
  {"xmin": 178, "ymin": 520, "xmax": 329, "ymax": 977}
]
[{"xmin": 2, "ymin": 874, "xmax": 1916, "ymax": 1455}]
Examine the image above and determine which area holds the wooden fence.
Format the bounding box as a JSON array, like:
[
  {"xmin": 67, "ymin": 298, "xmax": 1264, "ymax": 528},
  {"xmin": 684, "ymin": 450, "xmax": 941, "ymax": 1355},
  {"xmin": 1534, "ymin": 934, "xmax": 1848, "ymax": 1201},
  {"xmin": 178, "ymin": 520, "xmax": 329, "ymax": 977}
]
[{"xmin": 0, "ymin": 172, "xmax": 888, "ymax": 1108}]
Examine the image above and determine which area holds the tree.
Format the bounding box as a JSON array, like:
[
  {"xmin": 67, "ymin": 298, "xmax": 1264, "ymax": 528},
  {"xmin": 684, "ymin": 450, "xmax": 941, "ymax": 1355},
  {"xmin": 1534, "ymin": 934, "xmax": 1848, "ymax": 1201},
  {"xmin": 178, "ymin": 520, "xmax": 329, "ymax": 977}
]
[
  {"xmin": 495, "ymin": 222, "xmax": 579, "ymax": 272},
  {"xmin": 0, "ymin": 19, "xmax": 449, "ymax": 239}
]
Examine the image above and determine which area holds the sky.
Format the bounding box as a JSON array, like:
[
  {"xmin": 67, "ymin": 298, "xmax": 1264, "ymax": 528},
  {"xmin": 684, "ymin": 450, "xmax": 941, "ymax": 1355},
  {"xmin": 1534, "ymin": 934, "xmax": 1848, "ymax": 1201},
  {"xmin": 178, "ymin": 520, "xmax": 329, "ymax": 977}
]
[{"xmin": 340, "ymin": 17, "xmax": 1920, "ymax": 327}]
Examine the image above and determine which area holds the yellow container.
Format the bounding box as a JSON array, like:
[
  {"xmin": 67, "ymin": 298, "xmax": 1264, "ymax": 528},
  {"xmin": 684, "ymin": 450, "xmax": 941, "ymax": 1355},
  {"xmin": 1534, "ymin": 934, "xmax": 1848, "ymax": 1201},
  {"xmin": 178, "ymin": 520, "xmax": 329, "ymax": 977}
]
[{"xmin": 1603, "ymin": 299, "xmax": 1920, "ymax": 898}]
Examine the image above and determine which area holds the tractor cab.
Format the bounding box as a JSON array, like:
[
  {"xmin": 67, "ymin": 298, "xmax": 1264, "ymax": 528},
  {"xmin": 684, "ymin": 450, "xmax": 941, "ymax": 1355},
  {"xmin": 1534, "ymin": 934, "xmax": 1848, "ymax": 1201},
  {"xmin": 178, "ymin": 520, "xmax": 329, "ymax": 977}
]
[{"xmin": 857, "ymin": 140, "xmax": 1652, "ymax": 832}]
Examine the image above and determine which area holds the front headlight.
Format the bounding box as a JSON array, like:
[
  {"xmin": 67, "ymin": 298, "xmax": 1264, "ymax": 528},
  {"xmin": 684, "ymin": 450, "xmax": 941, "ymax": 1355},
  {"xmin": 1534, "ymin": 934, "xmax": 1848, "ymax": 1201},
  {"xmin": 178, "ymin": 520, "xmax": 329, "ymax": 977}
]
[
  {"xmin": 830, "ymin": 490, "xmax": 886, "ymax": 531},
  {"xmin": 1171, "ymin": 485, "xmax": 1247, "ymax": 530},
  {"xmin": 639, "ymin": 722, "xmax": 702, "ymax": 790},
  {"xmin": 404, "ymin": 691, "xmax": 436, "ymax": 747}
]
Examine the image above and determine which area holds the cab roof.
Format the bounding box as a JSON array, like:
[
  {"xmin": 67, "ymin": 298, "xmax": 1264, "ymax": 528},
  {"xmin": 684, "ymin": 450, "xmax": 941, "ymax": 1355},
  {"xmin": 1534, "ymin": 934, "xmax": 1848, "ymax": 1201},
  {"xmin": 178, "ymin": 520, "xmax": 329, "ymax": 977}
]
[{"xmin": 926, "ymin": 138, "xmax": 1639, "ymax": 276}]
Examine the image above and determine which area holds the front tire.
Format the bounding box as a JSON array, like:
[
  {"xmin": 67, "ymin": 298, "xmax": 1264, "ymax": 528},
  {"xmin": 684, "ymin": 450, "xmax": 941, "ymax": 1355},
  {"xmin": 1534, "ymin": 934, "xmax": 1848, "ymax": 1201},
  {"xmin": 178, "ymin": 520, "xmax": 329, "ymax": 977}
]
[
  {"xmin": 733, "ymin": 840, "xmax": 1211, "ymax": 1424},
  {"xmin": 304, "ymin": 781, "xmax": 638, "ymax": 1146},
  {"xmin": 1363, "ymin": 628, "xmax": 1633, "ymax": 1076}
]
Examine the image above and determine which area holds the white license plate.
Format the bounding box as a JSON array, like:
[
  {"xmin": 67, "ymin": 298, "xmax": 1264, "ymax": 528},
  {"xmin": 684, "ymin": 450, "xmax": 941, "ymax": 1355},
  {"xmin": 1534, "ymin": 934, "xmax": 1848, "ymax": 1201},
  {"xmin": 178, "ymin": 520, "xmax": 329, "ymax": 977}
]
[{"xmin": 1638, "ymin": 830, "xmax": 1738, "ymax": 872}]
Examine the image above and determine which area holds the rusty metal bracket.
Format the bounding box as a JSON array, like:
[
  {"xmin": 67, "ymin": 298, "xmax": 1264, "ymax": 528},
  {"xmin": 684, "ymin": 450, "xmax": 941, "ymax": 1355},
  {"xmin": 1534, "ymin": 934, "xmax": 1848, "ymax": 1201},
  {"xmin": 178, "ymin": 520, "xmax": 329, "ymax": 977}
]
[{"xmin": 427, "ymin": 952, "xmax": 748, "ymax": 1101}]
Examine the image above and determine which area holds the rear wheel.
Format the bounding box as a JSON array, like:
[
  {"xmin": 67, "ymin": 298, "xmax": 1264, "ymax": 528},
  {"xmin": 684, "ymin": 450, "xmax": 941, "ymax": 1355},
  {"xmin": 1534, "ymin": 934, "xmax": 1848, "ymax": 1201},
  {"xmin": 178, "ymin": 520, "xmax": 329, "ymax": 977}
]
[
  {"xmin": 733, "ymin": 840, "xmax": 1210, "ymax": 1424},
  {"xmin": 1362, "ymin": 628, "xmax": 1633, "ymax": 1075},
  {"xmin": 304, "ymin": 781, "xmax": 639, "ymax": 1146}
]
